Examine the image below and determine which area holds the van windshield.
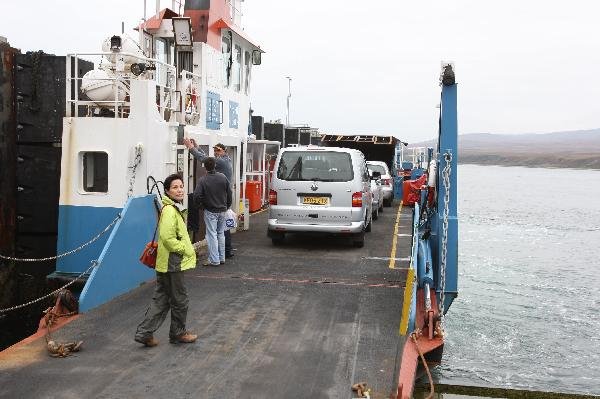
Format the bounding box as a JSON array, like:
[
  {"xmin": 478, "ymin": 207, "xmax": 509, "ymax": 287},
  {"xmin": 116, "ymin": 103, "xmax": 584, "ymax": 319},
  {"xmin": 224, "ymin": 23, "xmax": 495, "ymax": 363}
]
[{"xmin": 277, "ymin": 151, "xmax": 354, "ymax": 182}]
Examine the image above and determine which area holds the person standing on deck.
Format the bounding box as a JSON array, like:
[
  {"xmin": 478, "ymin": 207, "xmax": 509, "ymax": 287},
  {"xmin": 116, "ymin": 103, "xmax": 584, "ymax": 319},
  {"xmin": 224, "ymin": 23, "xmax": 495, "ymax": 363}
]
[
  {"xmin": 184, "ymin": 139, "xmax": 236, "ymax": 259},
  {"xmin": 193, "ymin": 157, "xmax": 232, "ymax": 266},
  {"xmin": 134, "ymin": 173, "xmax": 197, "ymax": 347}
]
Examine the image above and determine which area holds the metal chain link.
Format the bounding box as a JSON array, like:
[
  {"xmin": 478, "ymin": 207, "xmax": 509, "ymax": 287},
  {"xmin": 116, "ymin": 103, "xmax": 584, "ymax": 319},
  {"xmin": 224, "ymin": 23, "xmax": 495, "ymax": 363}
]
[
  {"xmin": 0, "ymin": 214, "xmax": 121, "ymax": 262},
  {"xmin": 438, "ymin": 151, "xmax": 452, "ymax": 334},
  {"xmin": 0, "ymin": 261, "xmax": 97, "ymax": 313},
  {"xmin": 127, "ymin": 144, "xmax": 143, "ymax": 198}
]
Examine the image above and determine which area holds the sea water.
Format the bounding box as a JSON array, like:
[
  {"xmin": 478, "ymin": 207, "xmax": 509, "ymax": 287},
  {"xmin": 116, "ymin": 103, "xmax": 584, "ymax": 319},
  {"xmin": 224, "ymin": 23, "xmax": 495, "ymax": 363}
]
[{"xmin": 433, "ymin": 165, "xmax": 600, "ymax": 396}]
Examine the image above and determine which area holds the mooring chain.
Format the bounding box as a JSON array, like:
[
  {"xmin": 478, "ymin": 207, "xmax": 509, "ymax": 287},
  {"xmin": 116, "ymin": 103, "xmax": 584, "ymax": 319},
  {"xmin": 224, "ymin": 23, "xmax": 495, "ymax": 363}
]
[
  {"xmin": 0, "ymin": 214, "xmax": 121, "ymax": 263},
  {"xmin": 438, "ymin": 151, "xmax": 452, "ymax": 333},
  {"xmin": 127, "ymin": 144, "xmax": 143, "ymax": 198},
  {"xmin": 0, "ymin": 261, "xmax": 98, "ymax": 313}
]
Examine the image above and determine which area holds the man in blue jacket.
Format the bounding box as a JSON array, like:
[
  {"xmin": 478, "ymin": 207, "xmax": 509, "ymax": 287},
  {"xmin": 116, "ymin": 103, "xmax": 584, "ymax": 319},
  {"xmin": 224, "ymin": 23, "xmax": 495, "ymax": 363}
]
[
  {"xmin": 184, "ymin": 139, "xmax": 235, "ymax": 258},
  {"xmin": 193, "ymin": 157, "xmax": 232, "ymax": 266}
]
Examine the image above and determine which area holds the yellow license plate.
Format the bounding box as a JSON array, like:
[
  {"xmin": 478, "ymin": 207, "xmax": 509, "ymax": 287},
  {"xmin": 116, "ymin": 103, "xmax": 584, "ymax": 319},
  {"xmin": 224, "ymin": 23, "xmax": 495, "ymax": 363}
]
[{"xmin": 303, "ymin": 196, "xmax": 329, "ymax": 205}]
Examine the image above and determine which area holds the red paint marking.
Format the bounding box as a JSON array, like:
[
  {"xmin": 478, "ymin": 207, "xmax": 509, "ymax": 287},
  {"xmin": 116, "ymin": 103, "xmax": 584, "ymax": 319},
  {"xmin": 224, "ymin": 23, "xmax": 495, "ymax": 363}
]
[
  {"xmin": 394, "ymin": 288, "xmax": 445, "ymax": 399},
  {"xmin": 190, "ymin": 274, "xmax": 402, "ymax": 289},
  {"xmin": 396, "ymin": 335, "xmax": 444, "ymax": 399}
]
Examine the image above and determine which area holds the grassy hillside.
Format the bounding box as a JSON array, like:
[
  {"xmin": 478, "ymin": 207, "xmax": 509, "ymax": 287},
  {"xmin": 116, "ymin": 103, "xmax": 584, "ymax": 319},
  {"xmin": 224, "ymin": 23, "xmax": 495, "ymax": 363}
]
[{"xmin": 411, "ymin": 129, "xmax": 600, "ymax": 169}]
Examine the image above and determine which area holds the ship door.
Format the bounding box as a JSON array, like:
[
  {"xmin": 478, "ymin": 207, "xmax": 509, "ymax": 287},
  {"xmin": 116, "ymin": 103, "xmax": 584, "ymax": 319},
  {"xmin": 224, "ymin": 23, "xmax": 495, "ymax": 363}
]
[{"xmin": 188, "ymin": 144, "xmax": 209, "ymax": 243}]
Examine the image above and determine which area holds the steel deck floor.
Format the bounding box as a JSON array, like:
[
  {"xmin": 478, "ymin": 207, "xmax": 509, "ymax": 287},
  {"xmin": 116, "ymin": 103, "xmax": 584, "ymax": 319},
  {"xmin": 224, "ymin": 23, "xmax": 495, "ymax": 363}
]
[{"xmin": 0, "ymin": 202, "xmax": 413, "ymax": 399}]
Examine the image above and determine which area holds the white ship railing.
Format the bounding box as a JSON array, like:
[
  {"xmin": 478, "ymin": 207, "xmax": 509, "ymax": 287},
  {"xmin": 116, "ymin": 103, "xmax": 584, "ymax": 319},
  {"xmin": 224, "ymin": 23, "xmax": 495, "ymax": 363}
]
[{"xmin": 66, "ymin": 52, "xmax": 178, "ymax": 120}]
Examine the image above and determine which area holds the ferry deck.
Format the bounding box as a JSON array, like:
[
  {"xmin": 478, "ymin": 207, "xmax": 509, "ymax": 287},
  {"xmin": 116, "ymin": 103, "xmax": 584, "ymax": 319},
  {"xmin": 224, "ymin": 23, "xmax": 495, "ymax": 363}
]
[{"xmin": 0, "ymin": 203, "xmax": 412, "ymax": 399}]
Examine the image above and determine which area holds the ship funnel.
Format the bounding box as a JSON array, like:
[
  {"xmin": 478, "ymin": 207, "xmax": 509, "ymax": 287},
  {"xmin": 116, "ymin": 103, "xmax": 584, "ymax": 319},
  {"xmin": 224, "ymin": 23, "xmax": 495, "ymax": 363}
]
[{"xmin": 183, "ymin": 0, "xmax": 210, "ymax": 43}]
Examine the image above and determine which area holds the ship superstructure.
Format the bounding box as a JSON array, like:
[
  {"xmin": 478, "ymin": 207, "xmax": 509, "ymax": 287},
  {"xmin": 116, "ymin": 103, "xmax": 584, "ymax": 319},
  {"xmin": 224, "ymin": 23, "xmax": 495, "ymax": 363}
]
[{"xmin": 55, "ymin": 0, "xmax": 263, "ymax": 286}]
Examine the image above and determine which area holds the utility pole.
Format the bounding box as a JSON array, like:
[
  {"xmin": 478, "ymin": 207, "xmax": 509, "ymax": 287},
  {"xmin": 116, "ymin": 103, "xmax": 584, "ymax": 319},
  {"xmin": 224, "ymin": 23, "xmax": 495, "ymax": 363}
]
[{"xmin": 285, "ymin": 76, "xmax": 292, "ymax": 126}]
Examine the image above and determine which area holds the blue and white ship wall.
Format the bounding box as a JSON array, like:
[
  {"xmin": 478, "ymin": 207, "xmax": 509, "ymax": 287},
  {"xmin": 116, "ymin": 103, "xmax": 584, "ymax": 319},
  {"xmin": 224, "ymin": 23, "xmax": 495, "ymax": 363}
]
[{"xmin": 57, "ymin": 79, "xmax": 179, "ymax": 274}]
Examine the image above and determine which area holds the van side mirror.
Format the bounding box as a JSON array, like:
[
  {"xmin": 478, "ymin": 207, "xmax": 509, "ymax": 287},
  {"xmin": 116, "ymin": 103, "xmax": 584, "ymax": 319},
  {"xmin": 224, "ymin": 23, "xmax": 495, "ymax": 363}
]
[
  {"xmin": 252, "ymin": 50, "xmax": 262, "ymax": 65},
  {"xmin": 370, "ymin": 171, "xmax": 381, "ymax": 180}
]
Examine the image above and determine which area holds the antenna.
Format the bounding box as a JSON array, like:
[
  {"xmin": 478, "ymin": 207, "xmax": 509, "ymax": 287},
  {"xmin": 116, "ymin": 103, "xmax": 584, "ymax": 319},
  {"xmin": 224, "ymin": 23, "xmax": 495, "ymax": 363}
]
[{"xmin": 285, "ymin": 76, "xmax": 292, "ymax": 126}]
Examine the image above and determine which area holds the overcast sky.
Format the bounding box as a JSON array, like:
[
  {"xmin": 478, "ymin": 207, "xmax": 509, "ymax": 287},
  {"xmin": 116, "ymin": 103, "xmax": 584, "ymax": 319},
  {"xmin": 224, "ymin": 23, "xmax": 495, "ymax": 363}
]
[{"xmin": 2, "ymin": 0, "xmax": 599, "ymax": 142}]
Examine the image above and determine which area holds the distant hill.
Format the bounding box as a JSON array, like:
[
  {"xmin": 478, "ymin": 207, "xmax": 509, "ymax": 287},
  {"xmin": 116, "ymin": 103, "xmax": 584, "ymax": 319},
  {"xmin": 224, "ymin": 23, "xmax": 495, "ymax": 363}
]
[{"xmin": 410, "ymin": 129, "xmax": 600, "ymax": 169}]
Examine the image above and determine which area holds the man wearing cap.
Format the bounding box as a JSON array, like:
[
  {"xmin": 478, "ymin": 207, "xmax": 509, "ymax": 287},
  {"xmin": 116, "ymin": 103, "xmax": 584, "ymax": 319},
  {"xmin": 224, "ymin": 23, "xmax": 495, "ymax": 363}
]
[
  {"xmin": 193, "ymin": 157, "xmax": 232, "ymax": 266},
  {"xmin": 184, "ymin": 138, "xmax": 235, "ymax": 258}
]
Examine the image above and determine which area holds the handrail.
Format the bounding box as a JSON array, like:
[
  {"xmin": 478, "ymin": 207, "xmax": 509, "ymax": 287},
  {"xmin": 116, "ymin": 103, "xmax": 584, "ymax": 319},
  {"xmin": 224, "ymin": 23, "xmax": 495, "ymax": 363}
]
[{"xmin": 66, "ymin": 52, "xmax": 178, "ymax": 120}]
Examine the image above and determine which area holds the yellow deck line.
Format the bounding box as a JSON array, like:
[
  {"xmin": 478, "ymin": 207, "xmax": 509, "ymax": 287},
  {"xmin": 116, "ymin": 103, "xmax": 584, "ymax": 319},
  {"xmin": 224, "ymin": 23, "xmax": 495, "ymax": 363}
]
[
  {"xmin": 388, "ymin": 201, "xmax": 404, "ymax": 269},
  {"xmin": 250, "ymin": 207, "xmax": 269, "ymax": 216},
  {"xmin": 399, "ymin": 267, "xmax": 415, "ymax": 336}
]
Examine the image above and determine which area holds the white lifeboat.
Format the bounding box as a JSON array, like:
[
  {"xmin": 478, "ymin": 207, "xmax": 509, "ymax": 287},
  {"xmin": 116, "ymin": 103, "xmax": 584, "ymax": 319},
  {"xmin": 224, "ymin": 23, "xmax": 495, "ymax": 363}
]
[{"xmin": 80, "ymin": 69, "xmax": 127, "ymax": 104}]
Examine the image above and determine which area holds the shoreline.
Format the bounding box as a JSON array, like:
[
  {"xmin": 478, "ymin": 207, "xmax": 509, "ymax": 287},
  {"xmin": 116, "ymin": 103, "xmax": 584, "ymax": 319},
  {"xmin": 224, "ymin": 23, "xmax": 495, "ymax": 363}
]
[
  {"xmin": 459, "ymin": 160, "xmax": 600, "ymax": 171},
  {"xmin": 458, "ymin": 154, "xmax": 600, "ymax": 170}
]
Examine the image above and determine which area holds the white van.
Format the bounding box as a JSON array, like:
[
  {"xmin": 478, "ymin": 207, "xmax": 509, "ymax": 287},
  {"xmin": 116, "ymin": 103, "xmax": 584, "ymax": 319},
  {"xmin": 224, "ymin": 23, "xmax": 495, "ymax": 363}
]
[{"xmin": 267, "ymin": 146, "xmax": 373, "ymax": 247}]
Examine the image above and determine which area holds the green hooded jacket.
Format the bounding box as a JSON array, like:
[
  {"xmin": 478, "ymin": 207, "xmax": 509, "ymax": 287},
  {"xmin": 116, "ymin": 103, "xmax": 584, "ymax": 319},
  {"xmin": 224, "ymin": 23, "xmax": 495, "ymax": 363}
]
[{"xmin": 155, "ymin": 196, "xmax": 196, "ymax": 273}]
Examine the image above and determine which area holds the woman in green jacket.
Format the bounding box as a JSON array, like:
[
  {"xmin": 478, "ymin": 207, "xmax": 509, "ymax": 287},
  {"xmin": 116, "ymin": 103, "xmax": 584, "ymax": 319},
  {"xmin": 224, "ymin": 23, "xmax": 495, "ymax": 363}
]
[{"xmin": 135, "ymin": 173, "xmax": 197, "ymax": 347}]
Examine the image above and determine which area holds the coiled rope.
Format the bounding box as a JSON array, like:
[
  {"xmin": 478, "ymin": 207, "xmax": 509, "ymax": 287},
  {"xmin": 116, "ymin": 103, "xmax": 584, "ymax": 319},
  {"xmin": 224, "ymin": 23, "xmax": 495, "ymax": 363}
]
[{"xmin": 0, "ymin": 261, "xmax": 97, "ymax": 313}]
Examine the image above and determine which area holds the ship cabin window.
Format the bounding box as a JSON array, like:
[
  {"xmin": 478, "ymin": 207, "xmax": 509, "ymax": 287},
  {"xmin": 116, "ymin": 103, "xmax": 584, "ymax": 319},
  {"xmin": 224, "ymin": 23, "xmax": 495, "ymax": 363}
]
[
  {"xmin": 155, "ymin": 38, "xmax": 174, "ymax": 64},
  {"xmin": 142, "ymin": 31, "xmax": 153, "ymax": 57},
  {"xmin": 233, "ymin": 44, "xmax": 242, "ymax": 92},
  {"xmin": 244, "ymin": 50, "xmax": 251, "ymax": 94},
  {"xmin": 222, "ymin": 35, "xmax": 232, "ymax": 87},
  {"xmin": 155, "ymin": 38, "xmax": 174, "ymax": 86},
  {"xmin": 82, "ymin": 152, "xmax": 108, "ymax": 193}
]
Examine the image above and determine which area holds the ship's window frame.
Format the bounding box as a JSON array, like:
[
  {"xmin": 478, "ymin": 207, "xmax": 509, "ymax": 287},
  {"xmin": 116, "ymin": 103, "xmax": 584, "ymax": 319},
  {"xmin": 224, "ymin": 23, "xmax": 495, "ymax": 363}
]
[
  {"xmin": 81, "ymin": 151, "xmax": 109, "ymax": 194},
  {"xmin": 155, "ymin": 37, "xmax": 174, "ymax": 87},
  {"xmin": 155, "ymin": 37, "xmax": 174, "ymax": 64},
  {"xmin": 142, "ymin": 31, "xmax": 153, "ymax": 58},
  {"xmin": 233, "ymin": 44, "xmax": 242, "ymax": 92},
  {"xmin": 244, "ymin": 50, "xmax": 251, "ymax": 94},
  {"xmin": 222, "ymin": 35, "xmax": 232, "ymax": 87}
]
